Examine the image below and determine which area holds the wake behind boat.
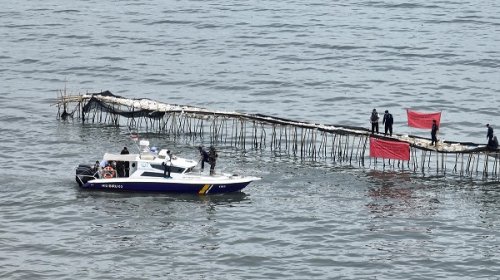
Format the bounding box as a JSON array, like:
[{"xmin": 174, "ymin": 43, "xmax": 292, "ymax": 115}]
[{"xmin": 75, "ymin": 140, "xmax": 260, "ymax": 194}]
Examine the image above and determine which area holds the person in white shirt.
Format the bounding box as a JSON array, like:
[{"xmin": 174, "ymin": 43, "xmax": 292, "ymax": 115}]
[{"xmin": 162, "ymin": 150, "xmax": 172, "ymax": 178}]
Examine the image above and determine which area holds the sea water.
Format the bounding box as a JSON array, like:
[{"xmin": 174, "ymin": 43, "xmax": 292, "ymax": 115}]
[{"xmin": 1, "ymin": 1, "xmax": 500, "ymax": 279}]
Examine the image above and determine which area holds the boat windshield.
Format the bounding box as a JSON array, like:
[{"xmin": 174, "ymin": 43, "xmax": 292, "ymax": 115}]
[{"xmin": 150, "ymin": 164, "xmax": 186, "ymax": 174}]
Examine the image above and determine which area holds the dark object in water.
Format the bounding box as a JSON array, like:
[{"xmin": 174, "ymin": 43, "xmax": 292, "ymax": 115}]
[{"xmin": 60, "ymin": 109, "xmax": 70, "ymax": 120}]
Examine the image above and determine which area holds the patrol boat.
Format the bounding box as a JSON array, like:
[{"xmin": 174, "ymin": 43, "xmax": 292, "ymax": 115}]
[{"xmin": 75, "ymin": 140, "xmax": 260, "ymax": 194}]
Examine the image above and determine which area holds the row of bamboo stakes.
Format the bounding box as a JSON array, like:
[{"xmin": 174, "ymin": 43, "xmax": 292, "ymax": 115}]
[{"xmin": 55, "ymin": 91, "xmax": 500, "ymax": 180}]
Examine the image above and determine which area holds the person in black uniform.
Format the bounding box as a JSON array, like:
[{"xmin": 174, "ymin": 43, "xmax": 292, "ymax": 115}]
[
  {"xmin": 208, "ymin": 146, "xmax": 218, "ymax": 175},
  {"xmin": 198, "ymin": 146, "xmax": 210, "ymax": 172},
  {"xmin": 486, "ymin": 124, "xmax": 494, "ymax": 143},
  {"xmin": 431, "ymin": 119, "xmax": 439, "ymax": 146},
  {"xmin": 120, "ymin": 146, "xmax": 130, "ymax": 177},
  {"xmin": 121, "ymin": 147, "xmax": 129, "ymax": 154},
  {"xmin": 487, "ymin": 135, "xmax": 499, "ymax": 150},
  {"xmin": 382, "ymin": 110, "xmax": 394, "ymax": 136},
  {"xmin": 370, "ymin": 109, "xmax": 379, "ymax": 134}
]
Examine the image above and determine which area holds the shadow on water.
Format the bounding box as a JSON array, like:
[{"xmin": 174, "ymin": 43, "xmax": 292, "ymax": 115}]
[
  {"xmin": 366, "ymin": 169, "xmax": 413, "ymax": 196},
  {"xmin": 72, "ymin": 188, "xmax": 251, "ymax": 224},
  {"xmin": 363, "ymin": 168, "xmax": 500, "ymax": 224},
  {"xmin": 75, "ymin": 188, "xmax": 249, "ymax": 205},
  {"xmin": 362, "ymin": 170, "xmax": 442, "ymax": 220}
]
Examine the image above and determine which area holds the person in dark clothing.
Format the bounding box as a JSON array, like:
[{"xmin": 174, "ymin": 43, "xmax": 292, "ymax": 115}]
[
  {"xmin": 487, "ymin": 135, "xmax": 499, "ymax": 150},
  {"xmin": 120, "ymin": 146, "xmax": 130, "ymax": 177},
  {"xmin": 370, "ymin": 109, "xmax": 379, "ymax": 134},
  {"xmin": 382, "ymin": 110, "xmax": 394, "ymax": 136},
  {"xmin": 93, "ymin": 161, "xmax": 100, "ymax": 175},
  {"xmin": 486, "ymin": 124, "xmax": 494, "ymax": 143},
  {"xmin": 208, "ymin": 146, "xmax": 218, "ymax": 175},
  {"xmin": 198, "ymin": 146, "xmax": 210, "ymax": 171},
  {"xmin": 115, "ymin": 161, "xmax": 124, "ymax": 178},
  {"xmin": 431, "ymin": 119, "xmax": 439, "ymax": 146}
]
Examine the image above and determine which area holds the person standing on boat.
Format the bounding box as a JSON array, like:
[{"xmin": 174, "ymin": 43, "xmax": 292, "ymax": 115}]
[
  {"xmin": 198, "ymin": 146, "xmax": 210, "ymax": 172},
  {"xmin": 93, "ymin": 160, "xmax": 100, "ymax": 176},
  {"xmin": 120, "ymin": 146, "xmax": 130, "ymax": 177},
  {"xmin": 208, "ymin": 146, "xmax": 218, "ymax": 175},
  {"xmin": 99, "ymin": 160, "xmax": 108, "ymax": 168},
  {"xmin": 121, "ymin": 147, "xmax": 129, "ymax": 154},
  {"xmin": 486, "ymin": 124, "xmax": 494, "ymax": 143},
  {"xmin": 370, "ymin": 109, "xmax": 379, "ymax": 134},
  {"xmin": 162, "ymin": 150, "xmax": 172, "ymax": 178},
  {"xmin": 431, "ymin": 119, "xmax": 439, "ymax": 146},
  {"xmin": 382, "ymin": 110, "xmax": 393, "ymax": 136}
]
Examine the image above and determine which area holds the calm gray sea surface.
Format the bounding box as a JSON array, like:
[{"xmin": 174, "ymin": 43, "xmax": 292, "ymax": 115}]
[{"xmin": 1, "ymin": 0, "xmax": 500, "ymax": 279}]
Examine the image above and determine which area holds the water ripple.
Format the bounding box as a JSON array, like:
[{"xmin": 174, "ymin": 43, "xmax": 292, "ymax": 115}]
[{"xmin": 2, "ymin": 0, "xmax": 500, "ymax": 278}]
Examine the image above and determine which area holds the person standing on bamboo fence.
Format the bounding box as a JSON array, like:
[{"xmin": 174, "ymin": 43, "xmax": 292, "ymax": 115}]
[
  {"xmin": 370, "ymin": 109, "xmax": 379, "ymax": 134},
  {"xmin": 486, "ymin": 124, "xmax": 494, "ymax": 144},
  {"xmin": 382, "ymin": 110, "xmax": 393, "ymax": 136},
  {"xmin": 431, "ymin": 119, "xmax": 439, "ymax": 146}
]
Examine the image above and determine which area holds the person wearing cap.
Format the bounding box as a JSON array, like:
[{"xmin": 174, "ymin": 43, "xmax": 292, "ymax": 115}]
[
  {"xmin": 382, "ymin": 110, "xmax": 394, "ymax": 136},
  {"xmin": 370, "ymin": 109, "xmax": 379, "ymax": 134},
  {"xmin": 99, "ymin": 160, "xmax": 108, "ymax": 168},
  {"xmin": 198, "ymin": 146, "xmax": 210, "ymax": 172}
]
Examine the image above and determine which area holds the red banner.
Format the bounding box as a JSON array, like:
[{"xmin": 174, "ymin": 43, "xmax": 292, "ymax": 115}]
[
  {"xmin": 370, "ymin": 137, "xmax": 410, "ymax": 161},
  {"xmin": 406, "ymin": 109, "xmax": 441, "ymax": 129}
]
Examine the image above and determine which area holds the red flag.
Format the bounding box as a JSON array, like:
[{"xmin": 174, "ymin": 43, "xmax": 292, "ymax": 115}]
[
  {"xmin": 370, "ymin": 137, "xmax": 410, "ymax": 160},
  {"xmin": 407, "ymin": 109, "xmax": 441, "ymax": 129}
]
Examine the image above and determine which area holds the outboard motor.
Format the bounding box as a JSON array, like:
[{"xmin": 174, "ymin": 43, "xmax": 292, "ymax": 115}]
[{"xmin": 75, "ymin": 164, "xmax": 97, "ymax": 186}]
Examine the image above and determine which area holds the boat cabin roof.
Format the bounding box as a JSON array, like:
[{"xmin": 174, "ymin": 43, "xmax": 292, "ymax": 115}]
[{"xmin": 103, "ymin": 153, "xmax": 139, "ymax": 162}]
